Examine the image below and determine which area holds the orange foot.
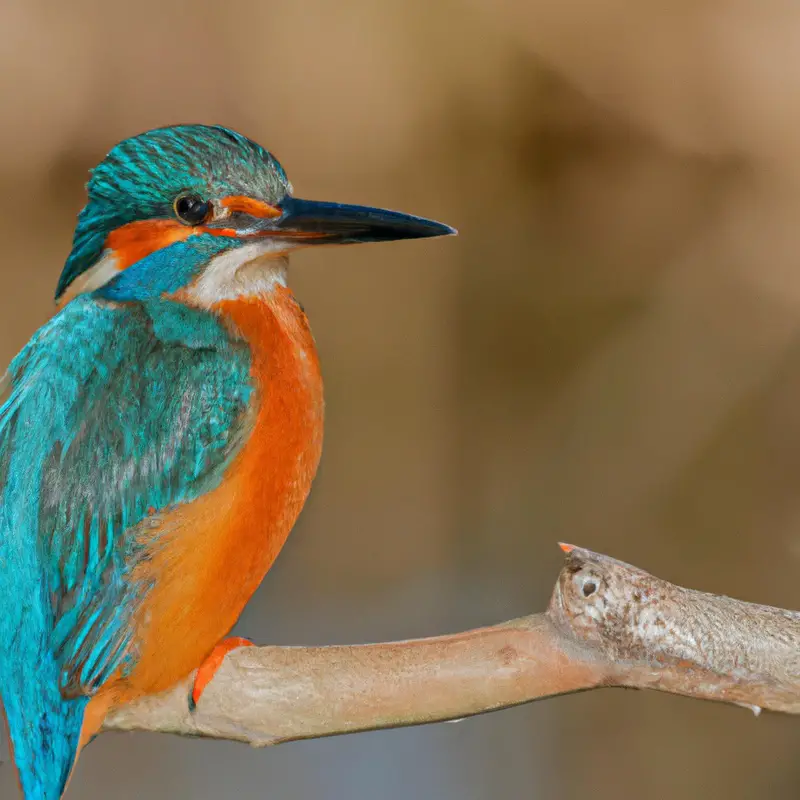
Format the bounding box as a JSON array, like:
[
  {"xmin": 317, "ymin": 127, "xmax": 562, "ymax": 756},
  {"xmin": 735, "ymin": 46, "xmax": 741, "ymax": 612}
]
[{"xmin": 189, "ymin": 636, "xmax": 254, "ymax": 711}]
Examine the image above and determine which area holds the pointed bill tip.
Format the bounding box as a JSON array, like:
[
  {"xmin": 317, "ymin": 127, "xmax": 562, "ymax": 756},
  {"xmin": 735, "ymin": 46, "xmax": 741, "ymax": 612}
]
[{"xmin": 558, "ymin": 542, "xmax": 576, "ymax": 553}]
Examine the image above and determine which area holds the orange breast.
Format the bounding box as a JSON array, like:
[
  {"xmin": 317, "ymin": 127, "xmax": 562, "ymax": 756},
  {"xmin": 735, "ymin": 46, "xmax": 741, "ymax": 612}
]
[{"xmin": 95, "ymin": 286, "xmax": 323, "ymax": 709}]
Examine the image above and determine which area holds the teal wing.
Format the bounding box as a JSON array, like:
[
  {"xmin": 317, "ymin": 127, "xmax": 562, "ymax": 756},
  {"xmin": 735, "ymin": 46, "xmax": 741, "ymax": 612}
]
[{"xmin": 0, "ymin": 295, "xmax": 253, "ymax": 697}]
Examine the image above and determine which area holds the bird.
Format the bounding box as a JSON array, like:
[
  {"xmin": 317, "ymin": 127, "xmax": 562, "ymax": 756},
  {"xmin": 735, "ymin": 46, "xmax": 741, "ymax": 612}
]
[{"xmin": 0, "ymin": 124, "xmax": 455, "ymax": 799}]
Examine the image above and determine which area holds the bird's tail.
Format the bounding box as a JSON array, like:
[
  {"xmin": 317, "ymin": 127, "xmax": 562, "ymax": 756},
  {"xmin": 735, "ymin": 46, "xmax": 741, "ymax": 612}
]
[{"xmin": 0, "ymin": 657, "xmax": 88, "ymax": 800}]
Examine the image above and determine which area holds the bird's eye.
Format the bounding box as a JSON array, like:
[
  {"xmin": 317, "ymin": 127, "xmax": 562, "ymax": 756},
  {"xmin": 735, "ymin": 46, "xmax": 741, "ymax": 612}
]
[{"xmin": 174, "ymin": 194, "xmax": 212, "ymax": 225}]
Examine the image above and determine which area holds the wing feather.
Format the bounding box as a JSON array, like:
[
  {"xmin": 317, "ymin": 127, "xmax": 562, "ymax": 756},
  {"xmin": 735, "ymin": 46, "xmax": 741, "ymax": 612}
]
[{"xmin": 0, "ymin": 295, "xmax": 253, "ymax": 696}]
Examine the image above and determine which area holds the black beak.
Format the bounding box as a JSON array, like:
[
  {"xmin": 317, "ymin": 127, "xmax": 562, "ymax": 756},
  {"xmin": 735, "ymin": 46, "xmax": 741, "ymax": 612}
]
[{"xmin": 272, "ymin": 196, "xmax": 456, "ymax": 243}]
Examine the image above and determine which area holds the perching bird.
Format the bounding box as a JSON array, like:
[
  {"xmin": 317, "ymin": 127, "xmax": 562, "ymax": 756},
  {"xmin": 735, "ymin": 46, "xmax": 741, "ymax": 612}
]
[{"xmin": 0, "ymin": 124, "xmax": 454, "ymax": 799}]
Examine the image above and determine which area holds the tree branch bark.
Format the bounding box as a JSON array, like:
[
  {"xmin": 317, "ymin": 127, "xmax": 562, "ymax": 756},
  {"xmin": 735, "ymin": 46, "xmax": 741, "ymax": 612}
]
[{"xmin": 102, "ymin": 545, "xmax": 800, "ymax": 745}]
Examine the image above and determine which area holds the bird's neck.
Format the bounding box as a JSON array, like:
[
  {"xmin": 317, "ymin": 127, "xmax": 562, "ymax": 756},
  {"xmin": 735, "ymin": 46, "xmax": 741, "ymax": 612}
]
[
  {"xmin": 215, "ymin": 284, "xmax": 310, "ymax": 353},
  {"xmin": 213, "ymin": 284, "xmax": 322, "ymax": 425}
]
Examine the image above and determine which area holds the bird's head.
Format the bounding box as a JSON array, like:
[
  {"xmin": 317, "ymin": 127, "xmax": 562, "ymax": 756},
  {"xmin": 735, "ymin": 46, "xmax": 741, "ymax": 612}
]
[{"xmin": 57, "ymin": 125, "xmax": 455, "ymax": 306}]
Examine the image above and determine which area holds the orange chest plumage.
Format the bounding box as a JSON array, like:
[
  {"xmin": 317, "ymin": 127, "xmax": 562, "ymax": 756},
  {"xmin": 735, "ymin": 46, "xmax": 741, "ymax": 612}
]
[{"xmin": 101, "ymin": 286, "xmax": 324, "ymax": 706}]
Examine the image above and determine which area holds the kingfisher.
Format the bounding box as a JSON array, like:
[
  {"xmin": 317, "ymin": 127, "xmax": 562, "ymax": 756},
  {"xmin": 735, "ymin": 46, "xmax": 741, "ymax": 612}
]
[{"xmin": 0, "ymin": 124, "xmax": 454, "ymax": 799}]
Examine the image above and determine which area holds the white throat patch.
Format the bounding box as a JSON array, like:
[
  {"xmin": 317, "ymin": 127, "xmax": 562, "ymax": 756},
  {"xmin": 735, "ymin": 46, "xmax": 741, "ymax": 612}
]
[{"xmin": 186, "ymin": 240, "xmax": 289, "ymax": 305}]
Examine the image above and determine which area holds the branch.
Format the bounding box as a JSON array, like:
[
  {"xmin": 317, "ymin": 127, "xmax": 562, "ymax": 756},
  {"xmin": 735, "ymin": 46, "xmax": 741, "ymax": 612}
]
[{"xmin": 102, "ymin": 546, "xmax": 800, "ymax": 745}]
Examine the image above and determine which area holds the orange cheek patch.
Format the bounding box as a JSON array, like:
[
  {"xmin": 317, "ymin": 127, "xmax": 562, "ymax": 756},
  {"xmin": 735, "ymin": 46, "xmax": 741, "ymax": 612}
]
[
  {"xmin": 220, "ymin": 196, "xmax": 282, "ymax": 219},
  {"xmin": 105, "ymin": 220, "xmax": 244, "ymax": 271},
  {"xmin": 106, "ymin": 220, "xmax": 195, "ymax": 270}
]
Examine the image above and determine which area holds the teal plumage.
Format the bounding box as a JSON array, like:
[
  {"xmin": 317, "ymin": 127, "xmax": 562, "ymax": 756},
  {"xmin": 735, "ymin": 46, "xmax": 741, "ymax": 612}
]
[
  {"xmin": 0, "ymin": 122, "xmax": 453, "ymax": 800},
  {"xmin": 0, "ymin": 277, "xmax": 254, "ymax": 797},
  {"xmin": 1, "ymin": 124, "xmax": 287, "ymax": 798}
]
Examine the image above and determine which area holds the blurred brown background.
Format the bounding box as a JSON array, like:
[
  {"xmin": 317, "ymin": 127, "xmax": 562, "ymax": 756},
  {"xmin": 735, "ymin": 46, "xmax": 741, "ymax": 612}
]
[{"xmin": 1, "ymin": 0, "xmax": 799, "ymax": 797}]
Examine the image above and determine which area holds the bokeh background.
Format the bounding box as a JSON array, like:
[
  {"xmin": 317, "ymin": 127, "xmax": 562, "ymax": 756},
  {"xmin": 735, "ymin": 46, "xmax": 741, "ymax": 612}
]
[{"xmin": 1, "ymin": 0, "xmax": 799, "ymax": 797}]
